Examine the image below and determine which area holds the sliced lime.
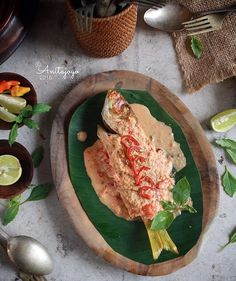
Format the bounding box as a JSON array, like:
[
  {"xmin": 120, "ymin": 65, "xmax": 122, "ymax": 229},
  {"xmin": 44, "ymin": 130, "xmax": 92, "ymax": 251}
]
[
  {"xmin": 210, "ymin": 109, "xmax": 236, "ymax": 133},
  {"xmin": 0, "ymin": 106, "xmax": 17, "ymax": 122},
  {"xmin": 0, "ymin": 155, "xmax": 22, "ymax": 186},
  {"xmin": 0, "ymin": 94, "xmax": 26, "ymax": 114}
]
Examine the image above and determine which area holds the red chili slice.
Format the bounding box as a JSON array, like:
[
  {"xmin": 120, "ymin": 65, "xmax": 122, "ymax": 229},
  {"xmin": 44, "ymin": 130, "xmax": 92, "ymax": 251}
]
[
  {"xmin": 137, "ymin": 175, "xmax": 155, "ymax": 187},
  {"xmin": 139, "ymin": 186, "xmax": 154, "ymax": 199},
  {"xmin": 121, "ymin": 135, "xmax": 139, "ymax": 148},
  {"xmin": 142, "ymin": 204, "xmax": 155, "ymax": 217}
]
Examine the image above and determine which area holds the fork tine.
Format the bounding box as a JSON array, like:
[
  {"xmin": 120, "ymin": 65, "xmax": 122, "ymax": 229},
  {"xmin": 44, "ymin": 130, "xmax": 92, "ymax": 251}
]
[
  {"xmin": 188, "ymin": 27, "xmax": 216, "ymax": 36},
  {"xmin": 182, "ymin": 16, "xmax": 209, "ymax": 26},
  {"xmin": 185, "ymin": 23, "xmax": 212, "ymax": 31},
  {"xmin": 75, "ymin": 9, "xmax": 84, "ymax": 32},
  {"xmin": 183, "ymin": 19, "xmax": 209, "ymax": 28},
  {"xmin": 84, "ymin": 10, "xmax": 88, "ymax": 32},
  {"xmin": 88, "ymin": 4, "xmax": 95, "ymax": 33}
]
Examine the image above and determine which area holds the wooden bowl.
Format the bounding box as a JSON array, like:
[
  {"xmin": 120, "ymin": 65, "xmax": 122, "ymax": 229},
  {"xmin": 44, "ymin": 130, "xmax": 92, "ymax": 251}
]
[
  {"xmin": 0, "ymin": 0, "xmax": 38, "ymax": 65},
  {"xmin": 0, "ymin": 0, "xmax": 16, "ymax": 33},
  {"xmin": 0, "ymin": 72, "xmax": 37, "ymax": 130},
  {"xmin": 0, "ymin": 140, "xmax": 33, "ymax": 199}
]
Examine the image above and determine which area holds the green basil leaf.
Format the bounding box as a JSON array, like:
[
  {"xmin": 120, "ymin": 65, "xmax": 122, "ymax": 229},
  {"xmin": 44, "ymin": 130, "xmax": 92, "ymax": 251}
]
[
  {"xmin": 173, "ymin": 177, "xmax": 191, "ymax": 205},
  {"xmin": 25, "ymin": 183, "xmax": 52, "ymax": 202},
  {"xmin": 15, "ymin": 115, "xmax": 23, "ymax": 124},
  {"xmin": 9, "ymin": 195, "xmax": 21, "ymax": 206},
  {"xmin": 151, "ymin": 211, "xmax": 174, "ymax": 231},
  {"xmin": 23, "ymin": 118, "xmax": 39, "ymax": 130},
  {"xmin": 32, "ymin": 146, "xmax": 44, "ymax": 168},
  {"xmin": 191, "ymin": 36, "xmax": 203, "ymax": 59},
  {"xmin": 32, "ymin": 103, "xmax": 51, "ymax": 115},
  {"xmin": 226, "ymin": 148, "xmax": 236, "ymax": 164},
  {"xmin": 161, "ymin": 201, "xmax": 176, "ymax": 211},
  {"xmin": 182, "ymin": 204, "xmax": 197, "ymax": 213},
  {"xmin": 223, "ymin": 230, "xmax": 236, "ymax": 249},
  {"xmin": 20, "ymin": 105, "xmax": 33, "ymax": 118},
  {"xmin": 8, "ymin": 123, "xmax": 18, "ymax": 146},
  {"xmin": 216, "ymin": 138, "xmax": 236, "ymax": 150},
  {"xmin": 222, "ymin": 167, "xmax": 236, "ymax": 197},
  {"xmin": 2, "ymin": 202, "xmax": 20, "ymax": 225}
]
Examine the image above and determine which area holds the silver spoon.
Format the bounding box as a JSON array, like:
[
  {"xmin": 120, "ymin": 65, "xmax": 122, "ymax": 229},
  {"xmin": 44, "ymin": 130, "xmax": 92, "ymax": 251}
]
[
  {"xmin": 144, "ymin": 2, "xmax": 192, "ymax": 32},
  {"xmin": 0, "ymin": 227, "xmax": 53, "ymax": 276}
]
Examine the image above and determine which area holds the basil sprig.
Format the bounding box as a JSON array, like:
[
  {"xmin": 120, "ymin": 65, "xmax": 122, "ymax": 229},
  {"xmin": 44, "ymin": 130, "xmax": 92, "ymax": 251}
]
[
  {"xmin": 2, "ymin": 183, "xmax": 52, "ymax": 225},
  {"xmin": 8, "ymin": 103, "xmax": 51, "ymax": 146},
  {"xmin": 151, "ymin": 177, "xmax": 197, "ymax": 231}
]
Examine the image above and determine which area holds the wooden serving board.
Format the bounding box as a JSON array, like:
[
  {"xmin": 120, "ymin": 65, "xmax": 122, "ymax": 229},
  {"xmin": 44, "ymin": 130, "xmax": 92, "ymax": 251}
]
[{"xmin": 50, "ymin": 70, "xmax": 219, "ymax": 276}]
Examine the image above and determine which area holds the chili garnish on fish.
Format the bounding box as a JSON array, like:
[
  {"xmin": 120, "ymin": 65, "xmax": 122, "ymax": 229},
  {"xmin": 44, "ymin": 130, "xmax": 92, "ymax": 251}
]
[{"xmin": 84, "ymin": 90, "xmax": 188, "ymax": 259}]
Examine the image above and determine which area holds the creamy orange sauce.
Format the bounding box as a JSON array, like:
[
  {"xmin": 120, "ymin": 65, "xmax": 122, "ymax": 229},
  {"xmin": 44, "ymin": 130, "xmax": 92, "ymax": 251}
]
[
  {"xmin": 77, "ymin": 131, "xmax": 87, "ymax": 142},
  {"xmin": 130, "ymin": 104, "xmax": 186, "ymax": 171},
  {"xmin": 84, "ymin": 103, "xmax": 186, "ymax": 220},
  {"xmin": 84, "ymin": 140, "xmax": 131, "ymax": 220}
]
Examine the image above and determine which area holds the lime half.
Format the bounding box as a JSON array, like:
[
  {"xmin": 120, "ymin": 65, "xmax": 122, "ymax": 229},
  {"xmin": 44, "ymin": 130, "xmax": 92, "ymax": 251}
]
[
  {"xmin": 0, "ymin": 106, "xmax": 16, "ymax": 123},
  {"xmin": 0, "ymin": 155, "xmax": 22, "ymax": 186},
  {"xmin": 210, "ymin": 109, "xmax": 236, "ymax": 132}
]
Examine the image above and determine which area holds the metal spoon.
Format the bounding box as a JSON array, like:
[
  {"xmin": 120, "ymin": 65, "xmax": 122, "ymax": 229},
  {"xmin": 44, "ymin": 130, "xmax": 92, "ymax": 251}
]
[
  {"xmin": 144, "ymin": 2, "xmax": 192, "ymax": 32},
  {"xmin": 0, "ymin": 227, "xmax": 53, "ymax": 276}
]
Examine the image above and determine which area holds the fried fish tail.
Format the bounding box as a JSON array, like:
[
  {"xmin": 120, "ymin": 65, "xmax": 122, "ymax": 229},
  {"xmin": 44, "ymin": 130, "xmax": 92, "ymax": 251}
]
[{"xmin": 144, "ymin": 220, "xmax": 178, "ymax": 260}]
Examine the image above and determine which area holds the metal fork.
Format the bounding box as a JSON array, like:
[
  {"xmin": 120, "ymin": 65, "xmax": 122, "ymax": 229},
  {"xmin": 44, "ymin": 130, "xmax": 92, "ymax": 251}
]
[
  {"xmin": 18, "ymin": 272, "xmax": 47, "ymax": 281},
  {"xmin": 182, "ymin": 4, "xmax": 236, "ymax": 36},
  {"xmin": 75, "ymin": 0, "xmax": 96, "ymax": 33}
]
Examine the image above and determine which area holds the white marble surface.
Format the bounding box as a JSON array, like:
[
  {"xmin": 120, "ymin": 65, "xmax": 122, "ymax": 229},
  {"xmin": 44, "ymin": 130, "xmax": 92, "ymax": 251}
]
[{"xmin": 0, "ymin": 0, "xmax": 236, "ymax": 280}]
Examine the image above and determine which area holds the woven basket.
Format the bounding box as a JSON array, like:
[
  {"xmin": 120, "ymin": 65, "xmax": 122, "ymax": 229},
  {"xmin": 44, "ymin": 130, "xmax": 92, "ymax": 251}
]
[{"xmin": 66, "ymin": 0, "xmax": 138, "ymax": 57}]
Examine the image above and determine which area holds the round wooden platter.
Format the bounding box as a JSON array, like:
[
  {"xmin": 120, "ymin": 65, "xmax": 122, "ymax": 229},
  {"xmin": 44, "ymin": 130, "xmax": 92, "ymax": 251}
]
[{"xmin": 50, "ymin": 70, "xmax": 219, "ymax": 276}]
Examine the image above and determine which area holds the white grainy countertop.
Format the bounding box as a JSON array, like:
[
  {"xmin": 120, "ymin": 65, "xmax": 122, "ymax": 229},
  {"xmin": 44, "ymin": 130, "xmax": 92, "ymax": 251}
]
[{"xmin": 0, "ymin": 1, "xmax": 236, "ymax": 281}]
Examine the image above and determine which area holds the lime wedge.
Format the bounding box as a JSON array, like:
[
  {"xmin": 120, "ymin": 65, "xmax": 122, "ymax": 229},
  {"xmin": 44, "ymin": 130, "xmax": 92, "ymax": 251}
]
[
  {"xmin": 0, "ymin": 94, "xmax": 26, "ymax": 114},
  {"xmin": 210, "ymin": 109, "xmax": 236, "ymax": 132},
  {"xmin": 0, "ymin": 106, "xmax": 17, "ymax": 122},
  {"xmin": 0, "ymin": 155, "xmax": 22, "ymax": 186}
]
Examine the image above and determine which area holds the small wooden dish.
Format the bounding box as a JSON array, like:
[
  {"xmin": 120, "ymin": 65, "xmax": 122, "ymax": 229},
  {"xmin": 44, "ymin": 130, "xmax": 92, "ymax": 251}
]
[
  {"xmin": 0, "ymin": 72, "xmax": 37, "ymax": 130},
  {"xmin": 0, "ymin": 140, "xmax": 33, "ymax": 199}
]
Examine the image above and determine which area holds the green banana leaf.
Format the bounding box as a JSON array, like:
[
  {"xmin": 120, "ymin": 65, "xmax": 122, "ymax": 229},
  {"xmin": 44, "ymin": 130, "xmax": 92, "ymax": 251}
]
[{"xmin": 68, "ymin": 89, "xmax": 203, "ymax": 264}]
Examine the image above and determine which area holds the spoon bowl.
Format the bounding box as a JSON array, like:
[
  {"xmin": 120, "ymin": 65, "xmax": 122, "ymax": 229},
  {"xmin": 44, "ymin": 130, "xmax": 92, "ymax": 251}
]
[
  {"xmin": 144, "ymin": 2, "xmax": 192, "ymax": 32},
  {"xmin": 8, "ymin": 235, "xmax": 53, "ymax": 276},
  {"xmin": 0, "ymin": 228, "xmax": 53, "ymax": 276}
]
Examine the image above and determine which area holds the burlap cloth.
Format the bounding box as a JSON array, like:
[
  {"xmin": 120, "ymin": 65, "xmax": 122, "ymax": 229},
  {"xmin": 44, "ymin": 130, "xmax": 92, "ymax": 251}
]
[{"xmin": 172, "ymin": 0, "xmax": 236, "ymax": 93}]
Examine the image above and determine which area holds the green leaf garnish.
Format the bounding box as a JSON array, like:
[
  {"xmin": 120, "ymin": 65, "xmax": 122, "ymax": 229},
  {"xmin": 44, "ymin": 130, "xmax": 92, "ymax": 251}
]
[
  {"xmin": 216, "ymin": 138, "xmax": 236, "ymax": 164},
  {"xmin": 8, "ymin": 123, "xmax": 18, "ymax": 146},
  {"xmin": 3, "ymin": 202, "xmax": 20, "ymax": 225},
  {"xmin": 173, "ymin": 177, "xmax": 191, "ymax": 206},
  {"xmin": 20, "ymin": 105, "xmax": 33, "ymax": 118},
  {"xmin": 191, "ymin": 36, "xmax": 203, "ymax": 59},
  {"xmin": 7, "ymin": 103, "xmax": 51, "ymax": 145},
  {"xmin": 151, "ymin": 211, "xmax": 174, "ymax": 231},
  {"xmin": 222, "ymin": 230, "xmax": 236, "ymax": 249},
  {"xmin": 226, "ymin": 149, "xmax": 236, "ymax": 164},
  {"xmin": 1, "ymin": 183, "xmax": 52, "ymax": 224},
  {"xmin": 24, "ymin": 183, "xmax": 52, "ymax": 202},
  {"xmin": 32, "ymin": 103, "xmax": 51, "ymax": 115},
  {"xmin": 31, "ymin": 146, "xmax": 44, "ymax": 168},
  {"xmin": 23, "ymin": 118, "xmax": 39, "ymax": 130},
  {"xmin": 161, "ymin": 201, "xmax": 176, "ymax": 211},
  {"xmin": 222, "ymin": 167, "xmax": 236, "ymax": 197},
  {"xmin": 216, "ymin": 138, "xmax": 236, "ymax": 150},
  {"xmin": 182, "ymin": 204, "xmax": 197, "ymax": 213}
]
